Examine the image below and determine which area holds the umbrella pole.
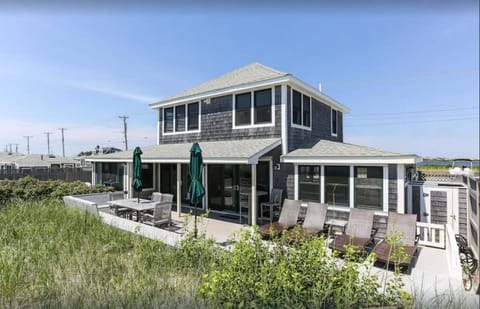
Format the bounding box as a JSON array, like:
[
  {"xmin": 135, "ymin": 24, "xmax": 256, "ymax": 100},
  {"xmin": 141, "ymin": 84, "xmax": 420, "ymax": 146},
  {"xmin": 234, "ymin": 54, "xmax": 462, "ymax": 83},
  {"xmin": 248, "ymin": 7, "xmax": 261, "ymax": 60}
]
[{"xmin": 194, "ymin": 202, "xmax": 198, "ymax": 238}]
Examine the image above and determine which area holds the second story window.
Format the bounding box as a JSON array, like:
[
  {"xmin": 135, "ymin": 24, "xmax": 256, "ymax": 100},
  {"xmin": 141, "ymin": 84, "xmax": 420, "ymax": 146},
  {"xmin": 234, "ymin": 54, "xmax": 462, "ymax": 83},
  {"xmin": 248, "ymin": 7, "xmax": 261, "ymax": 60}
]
[
  {"xmin": 291, "ymin": 89, "xmax": 312, "ymax": 130},
  {"xmin": 234, "ymin": 88, "xmax": 273, "ymax": 128},
  {"xmin": 163, "ymin": 102, "xmax": 200, "ymax": 134},
  {"xmin": 331, "ymin": 109, "xmax": 338, "ymax": 136}
]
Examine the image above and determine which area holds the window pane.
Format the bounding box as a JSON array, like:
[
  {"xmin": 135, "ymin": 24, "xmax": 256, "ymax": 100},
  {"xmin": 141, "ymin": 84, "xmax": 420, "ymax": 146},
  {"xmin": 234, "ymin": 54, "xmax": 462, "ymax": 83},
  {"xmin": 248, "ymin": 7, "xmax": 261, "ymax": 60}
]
[
  {"xmin": 175, "ymin": 105, "xmax": 186, "ymax": 132},
  {"xmin": 187, "ymin": 102, "xmax": 199, "ymax": 131},
  {"xmin": 254, "ymin": 89, "xmax": 272, "ymax": 124},
  {"xmin": 141, "ymin": 163, "xmax": 154, "ymax": 188},
  {"xmin": 299, "ymin": 165, "xmax": 320, "ymax": 202},
  {"xmin": 292, "ymin": 90, "xmax": 302, "ymax": 125},
  {"xmin": 235, "ymin": 92, "xmax": 251, "ymax": 125},
  {"xmin": 164, "ymin": 107, "xmax": 174, "ymax": 133},
  {"xmin": 324, "ymin": 166, "xmax": 349, "ymax": 207},
  {"xmin": 303, "ymin": 95, "xmax": 310, "ymax": 127},
  {"xmin": 332, "ymin": 109, "xmax": 337, "ymax": 135},
  {"xmin": 355, "ymin": 167, "xmax": 383, "ymax": 210}
]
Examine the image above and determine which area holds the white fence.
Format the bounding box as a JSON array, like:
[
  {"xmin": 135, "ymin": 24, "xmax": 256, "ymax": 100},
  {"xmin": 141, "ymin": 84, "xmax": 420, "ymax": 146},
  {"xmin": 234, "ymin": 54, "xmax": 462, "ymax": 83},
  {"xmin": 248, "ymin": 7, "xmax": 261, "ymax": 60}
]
[{"xmin": 416, "ymin": 222, "xmax": 446, "ymax": 249}]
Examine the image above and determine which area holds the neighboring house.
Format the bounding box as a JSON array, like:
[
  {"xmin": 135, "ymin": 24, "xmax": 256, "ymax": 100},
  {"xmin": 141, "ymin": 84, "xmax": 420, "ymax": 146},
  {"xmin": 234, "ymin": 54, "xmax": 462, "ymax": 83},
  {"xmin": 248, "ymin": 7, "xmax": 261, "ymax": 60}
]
[
  {"xmin": 88, "ymin": 63, "xmax": 423, "ymax": 234},
  {"xmin": 0, "ymin": 153, "xmax": 79, "ymax": 172}
]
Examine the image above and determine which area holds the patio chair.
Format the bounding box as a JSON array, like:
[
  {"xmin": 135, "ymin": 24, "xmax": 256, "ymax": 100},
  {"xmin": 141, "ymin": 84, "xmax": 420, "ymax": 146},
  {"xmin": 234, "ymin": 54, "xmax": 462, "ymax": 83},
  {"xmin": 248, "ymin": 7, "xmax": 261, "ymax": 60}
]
[
  {"xmin": 108, "ymin": 191, "xmax": 131, "ymax": 218},
  {"xmin": 260, "ymin": 188, "xmax": 283, "ymax": 224},
  {"xmin": 143, "ymin": 194, "xmax": 174, "ymax": 227},
  {"xmin": 372, "ymin": 212, "xmax": 419, "ymax": 273},
  {"xmin": 259, "ymin": 199, "xmax": 302, "ymax": 238},
  {"xmin": 329, "ymin": 208, "xmax": 376, "ymax": 255},
  {"xmin": 287, "ymin": 202, "xmax": 328, "ymax": 242}
]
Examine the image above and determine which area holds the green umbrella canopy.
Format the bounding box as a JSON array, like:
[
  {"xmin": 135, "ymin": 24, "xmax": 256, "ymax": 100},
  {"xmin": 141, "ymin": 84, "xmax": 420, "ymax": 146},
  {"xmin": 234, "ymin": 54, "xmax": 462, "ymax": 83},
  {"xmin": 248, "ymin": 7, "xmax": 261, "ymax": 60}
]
[
  {"xmin": 132, "ymin": 146, "xmax": 143, "ymax": 192},
  {"xmin": 188, "ymin": 143, "xmax": 205, "ymax": 205}
]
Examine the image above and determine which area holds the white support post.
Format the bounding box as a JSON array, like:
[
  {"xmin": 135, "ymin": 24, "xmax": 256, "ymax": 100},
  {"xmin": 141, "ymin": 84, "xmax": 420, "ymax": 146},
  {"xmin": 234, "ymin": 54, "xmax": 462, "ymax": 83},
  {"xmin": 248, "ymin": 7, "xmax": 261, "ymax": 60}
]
[
  {"xmin": 294, "ymin": 164, "xmax": 299, "ymax": 200},
  {"xmin": 349, "ymin": 166, "xmax": 354, "ymax": 208},
  {"xmin": 127, "ymin": 163, "xmax": 133, "ymax": 198},
  {"xmin": 281, "ymin": 84, "xmax": 288, "ymax": 155},
  {"xmin": 203, "ymin": 164, "xmax": 208, "ymax": 210},
  {"xmin": 91, "ymin": 162, "xmax": 96, "ymax": 186},
  {"xmin": 320, "ymin": 165, "xmax": 325, "ymax": 203},
  {"xmin": 251, "ymin": 163, "xmax": 257, "ymax": 226},
  {"xmin": 383, "ymin": 165, "xmax": 389, "ymax": 212},
  {"xmin": 397, "ymin": 164, "xmax": 405, "ymax": 213},
  {"xmin": 176, "ymin": 163, "xmax": 181, "ymax": 216}
]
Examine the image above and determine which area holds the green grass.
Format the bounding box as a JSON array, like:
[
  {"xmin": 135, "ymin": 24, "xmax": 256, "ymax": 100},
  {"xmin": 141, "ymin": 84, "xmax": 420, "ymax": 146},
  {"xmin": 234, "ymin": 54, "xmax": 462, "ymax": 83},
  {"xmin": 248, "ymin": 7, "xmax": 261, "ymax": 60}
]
[{"xmin": 0, "ymin": 199, "xmax": 205, "ymax": 308}]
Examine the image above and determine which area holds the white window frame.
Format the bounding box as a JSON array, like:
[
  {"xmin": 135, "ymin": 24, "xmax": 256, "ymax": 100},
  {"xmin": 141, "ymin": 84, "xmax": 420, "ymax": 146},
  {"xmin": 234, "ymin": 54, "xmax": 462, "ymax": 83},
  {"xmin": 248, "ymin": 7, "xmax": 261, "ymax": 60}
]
[
  {"xmin": 162, "ymin": 101, "xmax": 201, "ymax": 135},
  {"xmin": 290, "ymin": 88, "xmax": 312, "ymax": 131},
  {"xmin": 331, "ymin": 108, "xmax": 338, "ymax": 137},
  {"xmin": 232, "ymin": 86, "xmax": 275, "ymax": 129}
]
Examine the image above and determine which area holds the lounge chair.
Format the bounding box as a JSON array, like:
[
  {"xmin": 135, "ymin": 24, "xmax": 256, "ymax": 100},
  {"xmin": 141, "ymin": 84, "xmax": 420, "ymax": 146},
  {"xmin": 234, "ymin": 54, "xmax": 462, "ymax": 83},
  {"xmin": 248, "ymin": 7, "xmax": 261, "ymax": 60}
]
[
  {"xmin": 372, "ymin": 212, "xmax": 418, "ymax": 273},
  {"xmin": 287, "ymin": 202, "xmax": 328, "ymax": 242},
  {"xmin": 329, "ymin": 208, "xmax": 376, "ymax": 255},
  {"xmin": 143, "ymin": 194, "xmax": 174, "ymax": 227},
  {"xmin": 260, "ymin": 188, "xmax": 283, "ymax": 223},
  {"xmin": 259, "ymin": 199, "xmax": 301, "ymax": 238}
]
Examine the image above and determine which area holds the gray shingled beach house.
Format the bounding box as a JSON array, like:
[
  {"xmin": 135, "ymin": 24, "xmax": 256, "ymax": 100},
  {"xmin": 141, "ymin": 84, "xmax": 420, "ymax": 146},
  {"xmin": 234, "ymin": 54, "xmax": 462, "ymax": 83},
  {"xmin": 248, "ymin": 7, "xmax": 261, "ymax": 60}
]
[{"xmin": 88, "ymin": 63, "xmax": 421, "ymax": 233}]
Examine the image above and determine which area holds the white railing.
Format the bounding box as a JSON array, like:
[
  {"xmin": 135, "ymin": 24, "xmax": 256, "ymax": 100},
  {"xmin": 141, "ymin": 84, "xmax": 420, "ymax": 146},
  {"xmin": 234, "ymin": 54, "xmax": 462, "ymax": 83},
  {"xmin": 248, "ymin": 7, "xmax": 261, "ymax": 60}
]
[
  {"xmin": 445, "ymin": 224, "xmax": 462, "ymax": 280},
  {"xmin": 416, "ymin": 222, "xmax": 446, "ymax": 249}
]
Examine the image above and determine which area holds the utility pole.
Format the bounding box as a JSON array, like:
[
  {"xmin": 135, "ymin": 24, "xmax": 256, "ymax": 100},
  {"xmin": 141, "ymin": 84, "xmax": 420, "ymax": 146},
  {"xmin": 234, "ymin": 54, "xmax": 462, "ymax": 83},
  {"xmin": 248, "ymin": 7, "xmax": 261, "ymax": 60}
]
[
  {"xmin": 58, "ymin": 128, "xmax": 67, "ymax": 157},
  {"xmin": 8, "ymin": 144, "xmax": 12, "ymax": 153},
  {"xmin": 44, "ymin": 132, "xmax": 52, "ymax": 155},
  {"xmin": 14, "ymin": 143, "xmax": 19, "ymax": 153},
  {"xmin": 23, "ymin": 136, "xmax": 33, "ymax": 155},
  {"xmin": 118, "ymin": 115, "xmax": 129, "ymax": 150}
]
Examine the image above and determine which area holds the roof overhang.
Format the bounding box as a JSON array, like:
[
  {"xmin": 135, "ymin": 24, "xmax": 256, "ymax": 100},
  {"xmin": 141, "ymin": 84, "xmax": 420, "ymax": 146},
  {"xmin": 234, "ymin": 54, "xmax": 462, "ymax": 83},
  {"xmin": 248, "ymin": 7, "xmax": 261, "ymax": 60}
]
[
  {"xmin": 149, "ymin": 76, "xmax": 350, "ymax": 113},
  {"xmin": 281, "ymin": 155, "xmax": 422, "ymax": 165},
  {"xmin": 87, "ymin": 139, "xmax": 281, "ymax": 165}
]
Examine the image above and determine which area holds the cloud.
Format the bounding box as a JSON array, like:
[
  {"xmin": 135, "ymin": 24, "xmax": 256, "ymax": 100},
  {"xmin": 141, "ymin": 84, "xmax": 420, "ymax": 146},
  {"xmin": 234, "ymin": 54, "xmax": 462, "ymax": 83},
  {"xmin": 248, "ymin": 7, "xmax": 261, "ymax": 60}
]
[{"xmin": 65, "ymin": 81, "xmax": 158, "ymax": 103}]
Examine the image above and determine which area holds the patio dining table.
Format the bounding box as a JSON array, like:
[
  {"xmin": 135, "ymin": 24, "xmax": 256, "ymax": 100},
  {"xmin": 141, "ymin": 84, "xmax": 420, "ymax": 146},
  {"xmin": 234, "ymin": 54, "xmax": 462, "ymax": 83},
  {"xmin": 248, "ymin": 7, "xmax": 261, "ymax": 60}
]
[{"xmin": 108, "ymin": 198, "xmax": 157, "ymax": 222}]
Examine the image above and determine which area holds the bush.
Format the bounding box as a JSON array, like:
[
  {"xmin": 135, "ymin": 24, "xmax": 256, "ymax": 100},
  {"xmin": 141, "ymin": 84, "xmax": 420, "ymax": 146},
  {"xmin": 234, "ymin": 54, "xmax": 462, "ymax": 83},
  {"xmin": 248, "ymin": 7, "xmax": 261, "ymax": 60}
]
[{"xmin": 0, "ymin": 176, "xmax": 112, "ymax": 203}]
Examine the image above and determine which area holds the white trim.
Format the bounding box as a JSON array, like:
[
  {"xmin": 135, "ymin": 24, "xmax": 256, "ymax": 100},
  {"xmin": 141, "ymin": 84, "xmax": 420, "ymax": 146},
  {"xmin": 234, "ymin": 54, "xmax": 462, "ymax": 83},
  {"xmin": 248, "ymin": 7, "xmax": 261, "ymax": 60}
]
[
  {"xmin": 248, "ymin": 139, "xmax": 281, "ymax": 164},
  {"xmin": 397, "ymin": 164, "xmax": 405, "ymax": 213},
  {"xmin": 203, "ymin": 164, "xmax": 208, "ymax": 211},
  {"xmin": 161, "ymin": 101, "xmax": 201, "ymax": 136},
  {"xmin": 149, "ymin": 75, "xmax": 350, "ymax": 114},
  {"xmin": 331, "ymin": 108, "xmax": 338, "ymax": 137},
  {"xmin": 281, "ymin": 84, "xmax": 288, "ymax": 155},
  {"xmin": 349, "ymin": 166, "xmax": 354, "ymax": 208},
  {"xmin": 320, "ymin": 165, "xmax": 325, "ymax": 203},
  {"xmin": 251, "ymin": 163, "xmax": 257, "ymax": 226},
  {"xmin": 232, "ymin": 87, "xmax": 275, "ymax": 129},
  {"xmin": 157, "ymin": 109, "xmax": 161, "ymax": 145},
  {"xmin": 294, "ymin": 164, "xmax": 299, "ymax": 200},
  {"xmin": 281, "ymin": 156, "xmax": 422, "ymax": 165},
  {"xmin": 290, "ymin": 88, "xmax": 312, "ymax": 131},
  {"xmin": 383, "ymin": 165, "xmax": 389, "ymax": 212},
  {"xmin": 176, "ymin": 163, "xmax": 181, "ymax": 216}
]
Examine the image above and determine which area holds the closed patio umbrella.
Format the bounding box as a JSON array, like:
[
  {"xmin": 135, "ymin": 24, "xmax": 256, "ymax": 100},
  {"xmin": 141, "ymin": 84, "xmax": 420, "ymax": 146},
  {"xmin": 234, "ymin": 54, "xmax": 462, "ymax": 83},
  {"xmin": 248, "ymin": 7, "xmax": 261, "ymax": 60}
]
[
  {"xmin": 132, "ymin": 146, "xmax": 143, "ymax": 203},
  {"xmin": 189, "ymin": 142, "xmax": 205, "ymax": 238}
]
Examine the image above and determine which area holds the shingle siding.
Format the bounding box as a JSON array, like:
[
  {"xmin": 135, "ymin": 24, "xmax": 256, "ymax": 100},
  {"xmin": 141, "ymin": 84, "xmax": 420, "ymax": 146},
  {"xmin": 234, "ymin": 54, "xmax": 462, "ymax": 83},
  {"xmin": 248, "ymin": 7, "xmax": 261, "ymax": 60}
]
[
  {"xmin": 286, "ymin": 86, "xmax": 343, "ymax": 152},
  {"xmin": 458, "ymin": 187, "xmax": 468, "ymax": 238},
  {"xmin": 158, "ymin": 87, "xmax": 282, "ymax": 144},
  {"xmin": 388, "ymin": 164, "xmax": 398, "ymax": 212},
  {"xmin": 430, "ymin": 190, "xmax": 448, "ymax": 225}
]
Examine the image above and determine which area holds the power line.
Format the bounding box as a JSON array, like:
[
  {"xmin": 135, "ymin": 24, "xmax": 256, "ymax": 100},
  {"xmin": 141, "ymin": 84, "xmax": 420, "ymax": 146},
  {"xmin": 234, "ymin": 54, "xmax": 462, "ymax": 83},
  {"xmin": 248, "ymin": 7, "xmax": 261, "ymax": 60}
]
[
  {"xmin": 345, "ymin": 116, "xmax": 479, "ymax": 127},
  {"xmin": 58, "ymin": 128, "xmax": 67, "ymax": 157},
  {"xmin": 44, "ymin": 132, "xmax": 52, "ymax": 155},
  {"xmin": 118, "ymin": 115, "xmax": 129, "ymax": 150},
  {"xmin": 23, "ymin": 136, "xmax": 33, "ymax": 155}
]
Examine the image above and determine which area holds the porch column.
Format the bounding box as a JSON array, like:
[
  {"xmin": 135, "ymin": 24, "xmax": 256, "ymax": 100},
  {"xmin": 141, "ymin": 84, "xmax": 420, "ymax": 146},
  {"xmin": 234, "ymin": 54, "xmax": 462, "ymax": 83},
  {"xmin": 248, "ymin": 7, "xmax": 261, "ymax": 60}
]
[
  {"xmin": 251, "ymin": 163, "xmax": 257, "ymax": 226},
  {"xmin": 176, "ymin": 163, "xmax": 181, "ymax": 216},
  {"xmin": 127, "ymin": 163, "xmax": 133, "ymax": 198}
]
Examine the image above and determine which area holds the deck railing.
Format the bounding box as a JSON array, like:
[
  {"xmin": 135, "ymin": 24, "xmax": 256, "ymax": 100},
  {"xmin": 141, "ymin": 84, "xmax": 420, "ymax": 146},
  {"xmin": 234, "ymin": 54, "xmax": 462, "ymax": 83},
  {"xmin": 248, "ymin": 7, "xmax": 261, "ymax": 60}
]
[{"xmin": 416, "ymin": 222, "xmax": 446, "ymax": 249}]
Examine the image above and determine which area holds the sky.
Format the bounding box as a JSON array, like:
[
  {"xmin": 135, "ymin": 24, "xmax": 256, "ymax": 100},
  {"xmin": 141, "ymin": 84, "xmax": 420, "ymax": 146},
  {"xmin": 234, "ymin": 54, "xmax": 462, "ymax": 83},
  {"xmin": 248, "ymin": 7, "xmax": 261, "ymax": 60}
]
[{"xmin": 0, "ymin": 2, "xmax": 478, "ymax": 158}]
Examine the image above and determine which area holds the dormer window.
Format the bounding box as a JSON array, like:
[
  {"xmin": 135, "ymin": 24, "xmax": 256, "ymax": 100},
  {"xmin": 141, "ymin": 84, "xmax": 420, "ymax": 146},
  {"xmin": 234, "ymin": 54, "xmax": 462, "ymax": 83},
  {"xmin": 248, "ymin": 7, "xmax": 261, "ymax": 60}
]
[
  {"xmin": 331, "ymin": 108, "xmax": 338, "ymax": 136},
  {"xmin": 233, "ymin": 88, "xmax": 274, "ymax": 128},
  {"xmin": 291, "ymin": 89, "xmax": 311, "ymax": 130},
  {"xmin": 163, "ymin": 102, "xmax": 200, "ymax": 134}
]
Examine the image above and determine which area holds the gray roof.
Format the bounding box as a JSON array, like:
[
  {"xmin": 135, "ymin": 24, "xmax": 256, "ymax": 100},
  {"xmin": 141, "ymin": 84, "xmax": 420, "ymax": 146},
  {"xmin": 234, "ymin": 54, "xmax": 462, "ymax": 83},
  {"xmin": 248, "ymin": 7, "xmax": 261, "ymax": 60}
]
[
  {"xmin": 88, "ymin": 138, "xmax": 281, "ymax": 164},
  {"xmin": 0, "ymin": 154, "xmax": 78, "ymax": 168},
  {"xmin": 154, "ymin": 63, "xmax": 288, "ymax": 104},
  {"xmin": 282, "ymin": 139, "xmax": 420, "ymax": 164}
]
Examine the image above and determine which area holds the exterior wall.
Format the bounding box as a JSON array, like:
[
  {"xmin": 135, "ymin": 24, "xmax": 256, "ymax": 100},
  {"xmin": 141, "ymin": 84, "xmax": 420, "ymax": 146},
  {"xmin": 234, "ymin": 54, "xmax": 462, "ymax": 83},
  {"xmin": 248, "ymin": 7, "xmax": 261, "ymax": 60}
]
[
  {"xmin": 158, "ymin": 86, "xmax": 282, "ymax": 144},
  {"xmin": 458, "ymin": 187, "xmax": 468, "ymax": 238},
  {"xmin": 263, "ymin": 146, "xmax": 294, "ymax": 201},
  {"xmin": 286, "ymin": 86, "xmax": 343, "ymax": 152},
  {"xmin": 388, "ymin": 164, "xmax": 398, "ymax": 212}
]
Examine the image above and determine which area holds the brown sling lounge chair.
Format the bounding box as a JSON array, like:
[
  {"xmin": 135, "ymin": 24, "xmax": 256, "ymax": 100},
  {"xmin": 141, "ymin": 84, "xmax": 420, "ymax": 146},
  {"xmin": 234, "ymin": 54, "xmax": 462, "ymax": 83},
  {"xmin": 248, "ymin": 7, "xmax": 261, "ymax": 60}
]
[
  {"xmin": 330, "ymin": 208, "xmax": 376, "ymax": 254},
  {"xmin": 288, "ymin": 202, "xmax": 328, "ymax": 242},
  {"xmin": 259, "ymin": 199, "xmax": 301, "ymax": 238},
  {"xmin": 372, "ymin": 212, "xmax": 418, "ymax": 273}
]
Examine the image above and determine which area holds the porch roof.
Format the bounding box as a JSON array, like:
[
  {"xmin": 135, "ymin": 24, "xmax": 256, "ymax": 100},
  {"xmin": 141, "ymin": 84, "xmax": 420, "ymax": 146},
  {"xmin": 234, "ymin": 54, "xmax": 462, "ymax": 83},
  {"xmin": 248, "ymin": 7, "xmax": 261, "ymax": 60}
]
[
  {"xmin": 281, "ymin": 139, "xmax": 422, "ymax": 164},
  {"xmin": 86, "ymin": 138, "xmax": 281, "ymax": 164}
]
